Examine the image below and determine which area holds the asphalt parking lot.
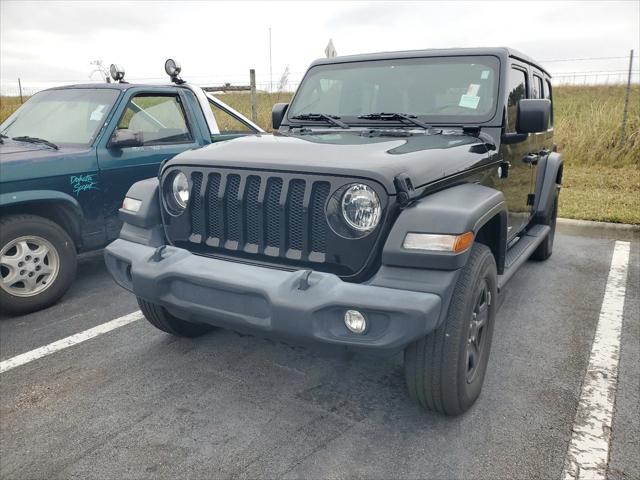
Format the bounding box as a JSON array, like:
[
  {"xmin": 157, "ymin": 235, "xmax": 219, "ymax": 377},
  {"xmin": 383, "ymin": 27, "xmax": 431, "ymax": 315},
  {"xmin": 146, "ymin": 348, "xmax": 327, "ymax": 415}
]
[{"xmin": 0, "ymin": 224, "xmax": 638, "ymax": 480}]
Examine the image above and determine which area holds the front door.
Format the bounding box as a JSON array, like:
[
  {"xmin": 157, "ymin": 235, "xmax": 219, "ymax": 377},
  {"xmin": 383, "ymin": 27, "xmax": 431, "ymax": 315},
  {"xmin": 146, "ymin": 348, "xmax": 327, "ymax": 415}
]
[
  {"xmin": 500, "ymin": 65, "xmax": 537, "ymax": 239},
  {"xmin": 96, "ymin": 90, "xmax": 201, "ymax": 240}
]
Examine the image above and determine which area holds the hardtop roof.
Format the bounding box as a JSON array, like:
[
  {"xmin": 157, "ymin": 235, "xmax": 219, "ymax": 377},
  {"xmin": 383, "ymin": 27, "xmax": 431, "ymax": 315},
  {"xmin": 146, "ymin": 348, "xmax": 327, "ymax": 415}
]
[{"xmin": 310, "ymin": 47, "xmax": 550, "ymax": 77}]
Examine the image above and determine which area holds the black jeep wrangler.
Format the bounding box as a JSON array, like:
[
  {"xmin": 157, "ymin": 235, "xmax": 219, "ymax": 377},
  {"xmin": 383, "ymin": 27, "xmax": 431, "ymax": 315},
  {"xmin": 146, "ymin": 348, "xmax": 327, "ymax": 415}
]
[{"xmin": 105, "ymin": 47, "xmax": 562, "ymax": 415}]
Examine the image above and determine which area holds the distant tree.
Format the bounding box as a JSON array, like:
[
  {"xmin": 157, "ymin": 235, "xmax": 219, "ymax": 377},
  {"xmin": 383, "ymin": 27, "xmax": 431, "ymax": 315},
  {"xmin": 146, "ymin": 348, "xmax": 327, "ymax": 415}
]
[{"xmin": 89, "ymin": 60, "xmax": 111, "ymax": 83}]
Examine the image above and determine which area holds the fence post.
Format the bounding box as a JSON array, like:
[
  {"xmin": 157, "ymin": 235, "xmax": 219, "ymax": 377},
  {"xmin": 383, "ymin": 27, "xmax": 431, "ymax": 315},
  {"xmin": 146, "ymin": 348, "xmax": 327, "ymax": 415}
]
[
  {"xmin": 619, "ymin": 49, "xmax": 634, "ymax": 146},
  {"xmin": 249, "ymin": 69, "xmax": 257, "ymax": 123},
  {"xmin": 18, "ymin": 78, "xmax": 23, "ymax": 104}
]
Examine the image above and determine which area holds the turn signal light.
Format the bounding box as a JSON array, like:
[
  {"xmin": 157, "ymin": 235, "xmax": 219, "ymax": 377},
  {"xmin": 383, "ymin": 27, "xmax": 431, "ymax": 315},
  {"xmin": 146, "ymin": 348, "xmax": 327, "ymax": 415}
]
[{"xmin": 403, "ymin": 232, "xmax": 474, "ymax": 253}]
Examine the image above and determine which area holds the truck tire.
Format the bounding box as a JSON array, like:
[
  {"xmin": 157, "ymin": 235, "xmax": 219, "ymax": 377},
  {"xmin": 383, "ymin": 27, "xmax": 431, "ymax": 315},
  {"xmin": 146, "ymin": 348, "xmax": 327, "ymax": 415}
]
[
  {"xmin": 404, "ymin": 243, "xmax": 497, "ymax": 415},
  {"xmin": 531, "ymin": 188, "xmax": 559, "ymax": 261},
  {"xmin": 137, "ymin": 297, "xmax": 214, "ymax": 337},
  {"xmin": 0, "ymin": 214, "xmax": 77, "ymax": 315}
]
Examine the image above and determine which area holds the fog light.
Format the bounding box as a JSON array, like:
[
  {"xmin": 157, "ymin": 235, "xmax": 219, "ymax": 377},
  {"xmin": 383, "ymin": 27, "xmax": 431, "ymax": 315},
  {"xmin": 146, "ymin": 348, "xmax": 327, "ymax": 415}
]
[
  {"xmin": 344, "ymin": 310, "xmax": 367, "ymax": 334},
  {"xmin": 122, "ymin": 197, "xmax": 142, "ymax": 212}
]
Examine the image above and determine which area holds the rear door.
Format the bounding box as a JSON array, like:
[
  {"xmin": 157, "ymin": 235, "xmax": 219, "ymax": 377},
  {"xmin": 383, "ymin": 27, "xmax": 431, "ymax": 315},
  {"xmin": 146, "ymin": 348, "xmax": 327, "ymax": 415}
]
[{"xmin": 96, "ymin": 88, "xmax": 203, "ymax": 240}]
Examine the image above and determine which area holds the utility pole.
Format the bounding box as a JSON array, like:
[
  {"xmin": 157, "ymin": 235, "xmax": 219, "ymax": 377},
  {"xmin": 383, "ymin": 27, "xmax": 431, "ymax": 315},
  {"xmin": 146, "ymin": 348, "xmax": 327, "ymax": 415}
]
[
  {"xmin": 269, "ymin": 27, "xmax": 273, "ymax": 93},
  {"xmin": 18, "ymin": 78, "xmax": 23, "ymax": 103},
  {"xmin": 250, "ymin": 69, "xmax": 257, "ymax": 123},
  {"xmin": 620, "ymin": 49, "xmax": 634, "ymax": 146}
]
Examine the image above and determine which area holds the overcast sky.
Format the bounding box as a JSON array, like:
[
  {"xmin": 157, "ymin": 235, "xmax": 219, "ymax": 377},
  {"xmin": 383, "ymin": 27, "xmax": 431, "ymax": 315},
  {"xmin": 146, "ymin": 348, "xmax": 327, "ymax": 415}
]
[{"xmin": 1, "ymin": 0, "xmax": 638, "ymax": 94}]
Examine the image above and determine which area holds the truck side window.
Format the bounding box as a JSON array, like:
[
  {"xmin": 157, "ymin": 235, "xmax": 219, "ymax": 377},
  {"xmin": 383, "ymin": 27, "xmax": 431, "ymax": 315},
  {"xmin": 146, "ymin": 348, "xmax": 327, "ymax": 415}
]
[
  {"xmin": 532, "ymin": 75, "xmax": 544, "ymax": 99},
  {"xmin": 544, "ymin": 79, "xmax": 554, "ymax": 127},
  {"xmin": 506, "ymin": 67, "xmax": 528, "ymax": 132},
  {"xmin": 209, "ymin": 102, "xmax": 253, "ymax": 134},
  {"xmin": 117, "ymin": 95, "xmax": 192, "ymax": 145}
]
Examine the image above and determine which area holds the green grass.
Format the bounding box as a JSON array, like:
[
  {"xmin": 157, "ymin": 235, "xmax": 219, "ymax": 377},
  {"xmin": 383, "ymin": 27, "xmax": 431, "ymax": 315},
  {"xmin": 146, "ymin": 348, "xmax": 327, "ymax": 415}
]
[{"xmin": 2, "ymin": 86, "xmax": 638, "ymax": 223}]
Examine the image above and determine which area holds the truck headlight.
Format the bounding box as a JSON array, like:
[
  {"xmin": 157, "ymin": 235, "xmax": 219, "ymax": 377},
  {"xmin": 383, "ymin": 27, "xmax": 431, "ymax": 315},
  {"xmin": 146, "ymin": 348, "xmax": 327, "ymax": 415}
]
[
  {"xmin": 165, "ymin": 170, "xmax": 190, "ymax": 214},
  {"xmin": 341, "ymin": 184, "xmax": 381, "ymax": 232}
]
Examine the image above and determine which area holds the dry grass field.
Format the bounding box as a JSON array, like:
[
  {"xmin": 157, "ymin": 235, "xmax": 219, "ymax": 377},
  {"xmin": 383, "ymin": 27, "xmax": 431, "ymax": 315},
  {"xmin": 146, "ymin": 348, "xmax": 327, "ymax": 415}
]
[{"xmin": 2, "ymin": 85, "xmax": 638, "ymax": 223}]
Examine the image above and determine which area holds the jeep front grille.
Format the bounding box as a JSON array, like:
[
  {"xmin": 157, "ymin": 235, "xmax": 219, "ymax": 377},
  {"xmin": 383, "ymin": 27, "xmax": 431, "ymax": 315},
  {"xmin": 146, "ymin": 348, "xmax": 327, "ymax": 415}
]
[
  {"xmin": 162, "ymin": 166, "xmax": 389, "ymax": 278},
  {"xmin": 186, "ymin": 170, "xmax": 331, "ymax": 260}
]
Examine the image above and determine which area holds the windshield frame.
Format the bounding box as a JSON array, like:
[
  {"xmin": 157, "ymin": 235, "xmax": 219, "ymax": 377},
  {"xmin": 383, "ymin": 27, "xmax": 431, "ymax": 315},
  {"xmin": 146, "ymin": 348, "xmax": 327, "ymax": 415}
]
[
  {"xmin": 0, "ymin": 87, "xmax": 123, "ymax": 148},
  {"xmin": 286, "ymin": 54, "xmax": 503, "ymax": 128}
]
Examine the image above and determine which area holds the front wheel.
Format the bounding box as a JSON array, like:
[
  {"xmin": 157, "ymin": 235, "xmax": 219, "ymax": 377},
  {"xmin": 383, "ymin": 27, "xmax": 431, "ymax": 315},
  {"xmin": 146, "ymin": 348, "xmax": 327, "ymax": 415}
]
[
  {"xmin": 0, "ymin": 214, "xmax": 77, "ymax": 315},
  {"xmin": 137, "ymin": 297, "xmax": 214, "ymax": 337},
  {"xmin": 404, "ymin": 243, "xmax": 497, "ymax": 415}
]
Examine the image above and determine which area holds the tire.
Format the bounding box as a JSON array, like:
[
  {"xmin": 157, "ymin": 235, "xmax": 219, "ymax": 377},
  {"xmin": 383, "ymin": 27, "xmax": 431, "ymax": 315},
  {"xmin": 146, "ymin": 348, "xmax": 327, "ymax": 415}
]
[
  {"xmin": 531, "ymin": 187, "xmax": 559, "ymax": 261},
  {"xmin": 404, "ymin": 243, "xmax": 497, "ymax": 416},
  {"xmin": 137, "ymin": 297, "xmax": 213, "ymax": 337},
  {"xmin": 0, "ymin": 214, "xmax": 77, "ymax": 315}
]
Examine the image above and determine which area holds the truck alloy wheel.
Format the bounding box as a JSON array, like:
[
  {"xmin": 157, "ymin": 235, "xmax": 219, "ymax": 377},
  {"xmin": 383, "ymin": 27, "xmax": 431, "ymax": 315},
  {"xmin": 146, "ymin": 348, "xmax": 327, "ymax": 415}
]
[
  {"xmin": 0, "ymin": 235, "xmax": 60, "ymax": 297},
  {"xmin": 0, "ymin": 214, "xmax": 77, "ymax": 315}
]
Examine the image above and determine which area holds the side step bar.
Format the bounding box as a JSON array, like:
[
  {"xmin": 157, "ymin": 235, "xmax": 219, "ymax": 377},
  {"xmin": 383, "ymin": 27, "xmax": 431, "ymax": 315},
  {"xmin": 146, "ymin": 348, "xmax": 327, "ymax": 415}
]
[{"xmin": 497, "ymin": 224, "xmax": 551, "ymax": 290}]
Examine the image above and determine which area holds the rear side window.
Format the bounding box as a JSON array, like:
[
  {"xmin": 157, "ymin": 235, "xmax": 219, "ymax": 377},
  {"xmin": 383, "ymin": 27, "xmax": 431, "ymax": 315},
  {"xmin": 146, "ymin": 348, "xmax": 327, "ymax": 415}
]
[
  {"xmin": 209, "ymin": 101, "xmax": 253, "ymax": 134},
  {"xmin": 533, "ymin": 75, "xmax": 544, "ymax": 99},
  {"xmin": 506, "ymin": 67, "xmax": 527, "ymax": 132},
  {"xmin": 117, "ymin": 94, "xmax": 192, "ymax": 145},
  {"xmin": 544, "ymin": 79, "xmax": 554, "ymax": 127}
]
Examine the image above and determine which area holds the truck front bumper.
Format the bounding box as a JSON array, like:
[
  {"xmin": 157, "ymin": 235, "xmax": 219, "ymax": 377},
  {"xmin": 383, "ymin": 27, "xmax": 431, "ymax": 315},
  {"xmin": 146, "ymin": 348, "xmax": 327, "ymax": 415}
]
[{"xmin": 104, "ymin": 239, "xmax": 442, "ymax": 352}]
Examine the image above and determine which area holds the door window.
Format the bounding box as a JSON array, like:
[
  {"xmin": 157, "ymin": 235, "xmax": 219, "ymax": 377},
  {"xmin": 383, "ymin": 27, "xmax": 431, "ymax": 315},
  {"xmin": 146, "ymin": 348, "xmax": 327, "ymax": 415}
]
[
  {"xmin": 117, "ymin": 94, "xmax": 192, "ymax": 145},
  {"xmin": 506, "ymin": 67, "xmax": 528, "ymax": 132},
  {"xmin": 209, "ymin": 101, "xmax": 253, "ymax": 134}
]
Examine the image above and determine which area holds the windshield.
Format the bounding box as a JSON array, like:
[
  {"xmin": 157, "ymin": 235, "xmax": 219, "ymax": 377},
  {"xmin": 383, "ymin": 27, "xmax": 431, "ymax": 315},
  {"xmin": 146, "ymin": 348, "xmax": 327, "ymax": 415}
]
[
  {"xmin": 288, "ymin": 55, "xmax": 500, "ymax": 124},
  {"xmin": 0, "ymin": 88, "xmax": 120, "ymax": 146}
]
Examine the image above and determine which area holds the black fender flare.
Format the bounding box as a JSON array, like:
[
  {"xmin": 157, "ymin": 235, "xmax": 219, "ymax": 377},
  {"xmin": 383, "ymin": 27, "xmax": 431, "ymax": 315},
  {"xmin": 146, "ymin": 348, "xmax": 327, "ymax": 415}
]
[
  {"xmin": 382, "ymin": 183, "xmax": 507, "ymax": 271},
  {"xmin": 533, "ymin": 151, "xmax": 563, "ymax": 223},
  {"xmin": 118, "ymin": 177, "xmax": 161, "ymax": 228}
]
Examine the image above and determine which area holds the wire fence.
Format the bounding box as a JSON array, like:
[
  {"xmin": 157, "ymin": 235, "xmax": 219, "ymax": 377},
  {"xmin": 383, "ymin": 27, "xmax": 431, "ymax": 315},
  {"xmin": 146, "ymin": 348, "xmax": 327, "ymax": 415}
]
[{"xmin": 2, "ymin": 53, "xmax": 637, "ymax": 97}]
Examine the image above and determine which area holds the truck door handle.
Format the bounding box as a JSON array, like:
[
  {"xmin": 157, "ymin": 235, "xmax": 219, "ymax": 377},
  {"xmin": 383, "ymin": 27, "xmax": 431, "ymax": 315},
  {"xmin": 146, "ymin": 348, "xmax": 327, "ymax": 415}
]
[{"xmin": 522, "ymin": 153, "xmax": 539, "ymax": 165}]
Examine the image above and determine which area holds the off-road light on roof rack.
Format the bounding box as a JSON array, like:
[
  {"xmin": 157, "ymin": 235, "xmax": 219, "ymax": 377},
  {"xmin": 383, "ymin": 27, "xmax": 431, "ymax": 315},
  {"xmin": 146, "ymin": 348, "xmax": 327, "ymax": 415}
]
[
  {"xmin": 109, "ymin": 64, "xmax": 125, "ymax": 82},
  {"xmin": 165, "ymin": 59, "xmax": 185, "ymax": 84}
]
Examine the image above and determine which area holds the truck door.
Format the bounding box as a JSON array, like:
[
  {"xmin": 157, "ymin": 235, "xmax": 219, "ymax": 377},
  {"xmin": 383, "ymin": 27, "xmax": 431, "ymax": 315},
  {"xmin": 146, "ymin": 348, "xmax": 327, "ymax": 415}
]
[
  {"xmin": 500, "ymin": 65, "xmax": 537, "ymax": 239},
  {"xmin": 96, "ymin": 89, "xmax": 202, "ymax": 240}
]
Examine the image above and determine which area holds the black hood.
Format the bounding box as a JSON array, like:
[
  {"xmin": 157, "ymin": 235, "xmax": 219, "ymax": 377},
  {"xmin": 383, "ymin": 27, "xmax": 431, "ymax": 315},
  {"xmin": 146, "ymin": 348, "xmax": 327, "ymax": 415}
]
[{"xmin": 167, "ymin": 130, "xmax": 499, "ymax": 194}]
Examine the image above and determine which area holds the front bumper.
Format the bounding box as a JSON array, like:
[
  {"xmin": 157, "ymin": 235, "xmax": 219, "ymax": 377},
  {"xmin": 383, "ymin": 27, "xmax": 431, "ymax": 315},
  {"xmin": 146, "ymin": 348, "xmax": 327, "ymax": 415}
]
[{"xmin": 104, "ymin": 239, "xmax": 442, "ymax": 351}]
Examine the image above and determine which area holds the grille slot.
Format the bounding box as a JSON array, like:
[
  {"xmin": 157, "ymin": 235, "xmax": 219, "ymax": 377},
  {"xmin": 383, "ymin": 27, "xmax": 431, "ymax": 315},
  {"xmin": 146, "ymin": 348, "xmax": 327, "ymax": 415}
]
[{"xmin": 181, "ymin": 170, "xmax": 339, "ymax": 263}]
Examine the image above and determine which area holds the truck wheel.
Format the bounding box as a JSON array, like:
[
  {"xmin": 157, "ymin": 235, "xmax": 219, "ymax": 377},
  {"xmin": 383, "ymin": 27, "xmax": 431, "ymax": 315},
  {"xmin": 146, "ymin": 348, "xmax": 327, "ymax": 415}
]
[
  {"xmin": 0, "ymin": 214, "xmax": 77, "ymax": 315},
  {"xmin": 531, "ymin": 188, "xmax": 559, "ymax": 261},
  {"xmin": 404, "ymin": 243, "xmax": 497, "ymax": 416},
  {"xmin": 137, "ymin": 297, "xmax": 213, "ymax": 337}
]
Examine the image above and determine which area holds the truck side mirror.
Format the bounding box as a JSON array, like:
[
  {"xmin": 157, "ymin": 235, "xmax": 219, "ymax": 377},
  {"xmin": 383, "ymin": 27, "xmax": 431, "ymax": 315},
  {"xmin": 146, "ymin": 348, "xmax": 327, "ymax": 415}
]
[
  {"xmin": 272, "ymin": 103, "xmax": 289, "ymax": 130},
  {"xmin": 517, "ymin": 99, "xmax": 551, "ymax": 134},
  {"xmin": 109, "ymin": 129, "xmax": 144, "ymax": 149}
]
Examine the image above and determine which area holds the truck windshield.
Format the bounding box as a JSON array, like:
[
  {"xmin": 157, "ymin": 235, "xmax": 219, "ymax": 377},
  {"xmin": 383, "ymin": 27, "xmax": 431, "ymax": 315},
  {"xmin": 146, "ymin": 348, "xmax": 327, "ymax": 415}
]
[
  {"xmin": 288, "ymin": 55, "xmax": 500, "ymax": 125},
  {"xmin": 0, "ymin": 88, "xmax": 120, "ymax": 147}
]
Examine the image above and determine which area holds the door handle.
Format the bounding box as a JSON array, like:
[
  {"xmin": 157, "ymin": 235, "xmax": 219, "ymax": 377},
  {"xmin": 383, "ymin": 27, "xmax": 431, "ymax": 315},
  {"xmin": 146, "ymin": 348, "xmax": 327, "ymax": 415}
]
[{"xmin": 522, "ymin": 153, "xmax": 539, "ymax": 165}]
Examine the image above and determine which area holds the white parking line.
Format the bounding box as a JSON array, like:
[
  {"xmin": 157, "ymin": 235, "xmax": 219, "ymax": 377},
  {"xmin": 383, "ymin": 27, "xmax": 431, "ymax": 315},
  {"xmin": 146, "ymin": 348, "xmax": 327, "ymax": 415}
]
[
  {"xmin": 563, "ymin": 241, "xmax": 631, "ymax": 480},
  {"xmin": 0, "ymin": 310, "xmax": 142, "ymax": 374}
]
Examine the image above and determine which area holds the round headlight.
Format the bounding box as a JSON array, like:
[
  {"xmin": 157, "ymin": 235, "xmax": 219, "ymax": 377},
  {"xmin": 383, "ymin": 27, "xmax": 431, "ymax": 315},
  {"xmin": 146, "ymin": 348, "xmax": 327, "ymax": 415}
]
[
  {"xmin": 169, "ymin": 171, "xmax": 189, "ymax": 211},
  {"xmin": 341, "ymin": 184, "xmax": 381, "ymax": 232}
]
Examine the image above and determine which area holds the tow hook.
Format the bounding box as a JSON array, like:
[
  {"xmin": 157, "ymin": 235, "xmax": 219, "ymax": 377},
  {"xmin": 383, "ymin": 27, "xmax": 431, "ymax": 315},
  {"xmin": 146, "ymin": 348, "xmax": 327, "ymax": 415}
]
[
  {"xmin": 151, "ymin": 245, "xmax": 167, "ymax": 262},
  {"xmin": 298, "ymin": 270, "xmax": 313, "ymax": 291}
]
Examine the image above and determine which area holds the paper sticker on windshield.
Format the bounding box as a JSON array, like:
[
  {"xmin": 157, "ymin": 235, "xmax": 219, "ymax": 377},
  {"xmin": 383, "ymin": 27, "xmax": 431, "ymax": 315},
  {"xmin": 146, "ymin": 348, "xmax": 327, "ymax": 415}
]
[
  {"xmin": 466, "ymin": 84, "xmax": 481, "ymax": 96},
  {"xmin": 459, "ymin": 94, "xmax": 480, "ymax": 109},
  {"xmin": 481, "ymin": 70, "xmax": 490, "ymax": 80},
  {"xmin": 90, "ymin": 105, "xmax": 106, "ymax": 121}
]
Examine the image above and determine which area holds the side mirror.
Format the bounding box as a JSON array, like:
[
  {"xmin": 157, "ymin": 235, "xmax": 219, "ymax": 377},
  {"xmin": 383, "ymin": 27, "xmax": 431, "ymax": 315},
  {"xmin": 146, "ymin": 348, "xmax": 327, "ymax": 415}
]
[
  {"xmin": 517, "ymin": 99, "xmax": 551, "ymax": 134},
  {"xmin": 109, "ymin": 129, "xmax": 144, "ymax": 148},
  {"xmin": 272, "ymin": 103, "xmax": 289, "ymax": 130}
]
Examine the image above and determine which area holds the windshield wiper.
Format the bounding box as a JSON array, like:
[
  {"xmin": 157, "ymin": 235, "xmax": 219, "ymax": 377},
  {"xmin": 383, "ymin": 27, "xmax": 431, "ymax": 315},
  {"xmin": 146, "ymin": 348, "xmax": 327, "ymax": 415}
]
[
  {"xmin": 358, "ymin": 112, "xmax": 432, "ymax": 130},
  {"xmin": 12, "ymin": 136, "xmax": 59, "ymax": 150},
  {"xmin": 291, "ymin": 113, "xmax": 350, "ymax": 129}
]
